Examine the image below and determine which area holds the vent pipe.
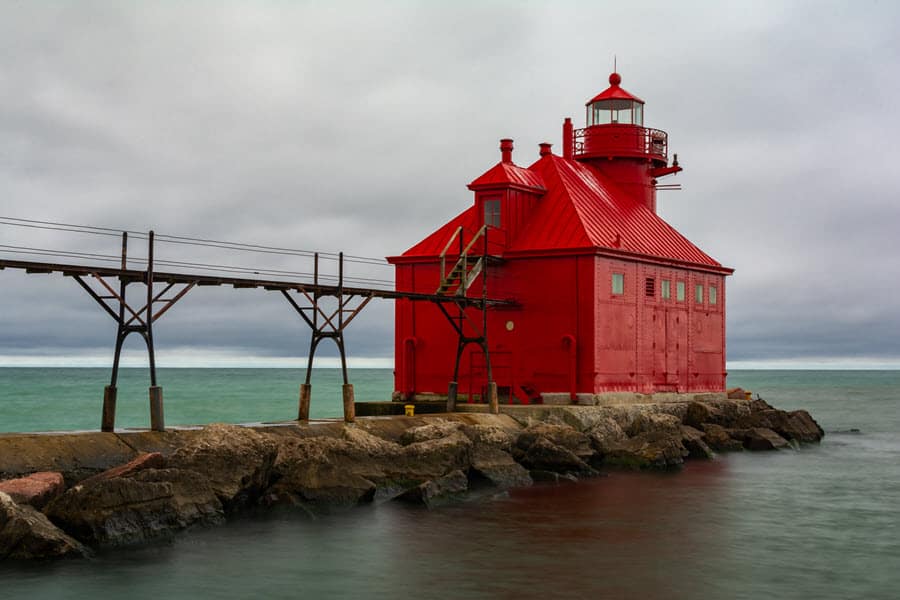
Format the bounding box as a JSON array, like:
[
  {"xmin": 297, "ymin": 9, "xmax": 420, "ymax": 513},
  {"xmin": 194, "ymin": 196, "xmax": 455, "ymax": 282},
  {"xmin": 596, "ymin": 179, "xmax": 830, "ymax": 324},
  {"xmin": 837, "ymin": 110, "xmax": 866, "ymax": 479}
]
[
  {"xmin": 500, "ymin": 138, "xmax": 514, "ymax": 164},
  {"xmin": 562, "ymin": 118, "xmax": 573, "ymax": 160}
]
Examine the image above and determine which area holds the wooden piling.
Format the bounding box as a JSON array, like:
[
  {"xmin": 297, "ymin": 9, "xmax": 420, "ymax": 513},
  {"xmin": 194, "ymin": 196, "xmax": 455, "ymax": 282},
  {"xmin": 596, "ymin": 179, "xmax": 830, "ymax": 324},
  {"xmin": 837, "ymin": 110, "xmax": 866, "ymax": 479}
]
[
  {"xmin": 298, "ymin": 383, "xmax": 311, "ymax": 421},
  {"xmin": 447, "ymin": 381, "xmax": 458, "ymax": 412},
  {"xmin": 149, "ymin": 386, "xmax": 165, "ymax": 432},
  {"xmin": 342, "ymin": 384, "xmax": 355, "ymax": 423},
  {"xmin": 101, "ymin": 385, "xmax": 117, "ymax": 432},
  {"xmin": 487, "ymin": 382, "xmax": 499, "ymax": 415}
]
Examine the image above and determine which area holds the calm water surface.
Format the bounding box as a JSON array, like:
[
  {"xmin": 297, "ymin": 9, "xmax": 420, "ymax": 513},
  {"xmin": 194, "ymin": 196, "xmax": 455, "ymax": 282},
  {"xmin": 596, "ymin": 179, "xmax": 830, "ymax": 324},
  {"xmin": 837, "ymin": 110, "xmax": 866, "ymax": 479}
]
[{"xmin": 1, "ymin": 369, "xmax": 898, "ymax": 599}]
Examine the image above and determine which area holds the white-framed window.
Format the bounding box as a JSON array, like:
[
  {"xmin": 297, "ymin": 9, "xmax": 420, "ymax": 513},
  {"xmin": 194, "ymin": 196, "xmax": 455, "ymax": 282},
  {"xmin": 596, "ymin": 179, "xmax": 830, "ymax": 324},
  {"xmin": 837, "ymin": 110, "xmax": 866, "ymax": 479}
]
[
  {"xmin": 661, "ymin": 279, "xmax": 671, "ymax": 300},
  {"xmin": 709, "ymin": 285, "xmax": 717, "ymax": 305},
  {"xmin": 483, "ymin": 198, "xmax": 501, "ymax": 228},
  {"xmin": 695, "ymin": 284, "xmax": 704, "ymax": 304},
  {"xmin": 676, "ymin": 281, "xmax": 685, "ymax": 302},
  {"xmin": 611, "ymin": 273, "xmax": 624, "ymax": 295}
]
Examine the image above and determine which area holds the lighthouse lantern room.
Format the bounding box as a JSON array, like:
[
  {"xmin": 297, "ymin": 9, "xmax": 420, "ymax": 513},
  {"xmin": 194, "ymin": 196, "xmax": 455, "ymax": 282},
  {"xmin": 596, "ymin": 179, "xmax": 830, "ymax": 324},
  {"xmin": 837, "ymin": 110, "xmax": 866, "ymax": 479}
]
[{"xmin": 389, "ymin": 73, "xmax": 733, "ymax": 406}]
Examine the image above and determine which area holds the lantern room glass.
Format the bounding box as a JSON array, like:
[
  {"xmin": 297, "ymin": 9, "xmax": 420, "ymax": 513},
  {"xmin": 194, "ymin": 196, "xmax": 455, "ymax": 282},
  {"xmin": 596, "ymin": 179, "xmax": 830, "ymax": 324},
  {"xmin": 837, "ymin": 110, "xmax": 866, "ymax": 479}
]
[{"xmin": 587, "ymin": 99, "xmax": 643, "ymax": 126}]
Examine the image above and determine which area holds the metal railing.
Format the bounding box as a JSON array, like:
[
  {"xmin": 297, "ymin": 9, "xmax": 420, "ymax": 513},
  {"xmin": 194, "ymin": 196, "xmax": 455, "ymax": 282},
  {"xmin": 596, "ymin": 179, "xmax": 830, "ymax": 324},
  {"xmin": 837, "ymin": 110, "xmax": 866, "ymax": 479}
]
[{"xmin": 572, "ymin": 125, "xmax": 668, "ymax": 161}]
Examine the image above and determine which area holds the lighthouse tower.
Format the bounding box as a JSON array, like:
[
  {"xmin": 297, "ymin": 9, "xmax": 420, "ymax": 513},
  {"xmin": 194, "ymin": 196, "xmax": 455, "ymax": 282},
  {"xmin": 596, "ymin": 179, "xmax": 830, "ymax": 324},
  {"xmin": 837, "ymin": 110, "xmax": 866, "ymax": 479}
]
[{"xmin": 563, "ymin": 72, "xmax": 682, "ymax": 213}]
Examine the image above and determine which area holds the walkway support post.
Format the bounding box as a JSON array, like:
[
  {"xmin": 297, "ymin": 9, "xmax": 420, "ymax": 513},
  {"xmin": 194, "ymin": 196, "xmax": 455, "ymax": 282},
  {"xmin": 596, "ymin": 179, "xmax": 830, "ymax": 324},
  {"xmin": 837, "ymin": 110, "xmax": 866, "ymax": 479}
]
[
  {"xmin": 298, "ymin": 383, "xmax": 311, "ymax": 421},
  {"xmin": 71, "ymin": 230, "xmax": 194, "ymax": 432},
  {"xmin": 342, "ymin": 384, "xmax": 355, "ymax": 423},
  {"xmin": 447, "ymin": 381, "xmax": 458, "ymax": 412},
  {"xmin": 281, "ymin": 252, "xmax": 372, "ymax": 424}
]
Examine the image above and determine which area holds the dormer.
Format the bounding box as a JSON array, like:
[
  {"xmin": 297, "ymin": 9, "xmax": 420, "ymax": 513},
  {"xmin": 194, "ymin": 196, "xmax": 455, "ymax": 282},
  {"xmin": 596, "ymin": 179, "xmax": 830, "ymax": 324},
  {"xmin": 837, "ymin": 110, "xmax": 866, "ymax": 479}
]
[{"xmin": 467, "ymin": 139, "xmax": 546, "ymax": 249}]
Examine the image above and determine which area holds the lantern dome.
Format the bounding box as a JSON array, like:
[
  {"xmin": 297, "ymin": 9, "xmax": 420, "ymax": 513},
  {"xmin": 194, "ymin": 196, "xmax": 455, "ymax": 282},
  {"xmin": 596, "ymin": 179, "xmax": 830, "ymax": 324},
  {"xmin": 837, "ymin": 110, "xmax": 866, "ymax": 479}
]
[{"xmin": 585, "ymin": 72, "xmax": 644, "ymax": 127}]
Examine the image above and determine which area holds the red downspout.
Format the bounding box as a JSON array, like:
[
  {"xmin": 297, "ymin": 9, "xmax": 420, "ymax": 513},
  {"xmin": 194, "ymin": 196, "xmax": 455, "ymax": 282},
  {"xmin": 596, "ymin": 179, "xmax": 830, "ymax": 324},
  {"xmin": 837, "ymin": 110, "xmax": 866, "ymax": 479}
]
[
  {"xmin": 403, "ymin": 337, "xmax": 417, "ymax": 401},
  {"xmin": 562, "ymin": 334, "xmax": 576, "ymax": 401}
]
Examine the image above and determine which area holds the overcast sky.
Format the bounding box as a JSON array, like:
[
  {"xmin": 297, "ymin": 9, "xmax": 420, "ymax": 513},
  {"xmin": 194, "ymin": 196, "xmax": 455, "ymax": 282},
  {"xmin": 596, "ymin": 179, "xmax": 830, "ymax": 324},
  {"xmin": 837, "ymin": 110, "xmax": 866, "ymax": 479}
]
[{"xmin": 1, "ymin": 1, "xmax": 898, "ymax": 369}]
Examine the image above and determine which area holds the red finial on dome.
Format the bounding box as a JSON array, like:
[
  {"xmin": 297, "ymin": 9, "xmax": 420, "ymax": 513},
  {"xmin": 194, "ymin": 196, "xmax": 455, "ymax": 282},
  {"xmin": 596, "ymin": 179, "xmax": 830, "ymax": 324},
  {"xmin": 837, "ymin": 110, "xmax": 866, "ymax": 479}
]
[{"xmin": 609, "ymin": 72, "xmax": 621, "ymax": 86}]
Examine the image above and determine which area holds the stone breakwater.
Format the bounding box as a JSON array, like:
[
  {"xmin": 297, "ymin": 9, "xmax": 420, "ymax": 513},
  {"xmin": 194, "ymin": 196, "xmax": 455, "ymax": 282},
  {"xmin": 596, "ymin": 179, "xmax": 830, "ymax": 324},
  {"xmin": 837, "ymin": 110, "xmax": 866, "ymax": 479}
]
[{"xmin": 0, "ymin": 397, "xmax": 823, "ymax": 561}]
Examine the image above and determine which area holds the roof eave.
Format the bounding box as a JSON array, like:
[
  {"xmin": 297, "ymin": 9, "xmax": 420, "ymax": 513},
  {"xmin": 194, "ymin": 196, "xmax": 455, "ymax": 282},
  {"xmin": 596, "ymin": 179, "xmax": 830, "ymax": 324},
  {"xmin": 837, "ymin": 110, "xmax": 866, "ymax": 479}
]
[
  {"xmin": 500, "ymin": 246, "xmax": 733, "ymax": 275},
  {"xmin": 466, "ymin": 182, "xmax": 546, "ymax": 193}
]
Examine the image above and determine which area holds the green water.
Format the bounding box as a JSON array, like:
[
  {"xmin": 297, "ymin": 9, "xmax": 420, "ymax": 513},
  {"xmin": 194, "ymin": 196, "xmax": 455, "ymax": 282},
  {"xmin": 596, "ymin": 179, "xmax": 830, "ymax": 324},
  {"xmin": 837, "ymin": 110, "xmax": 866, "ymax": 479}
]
[
  {"xmin": 1, "ymin": 370, "xmax": 899, "ymax": 598},
  {"xmin": 0, "ymin": 368, "xmax": 390, "ymax": 432}
]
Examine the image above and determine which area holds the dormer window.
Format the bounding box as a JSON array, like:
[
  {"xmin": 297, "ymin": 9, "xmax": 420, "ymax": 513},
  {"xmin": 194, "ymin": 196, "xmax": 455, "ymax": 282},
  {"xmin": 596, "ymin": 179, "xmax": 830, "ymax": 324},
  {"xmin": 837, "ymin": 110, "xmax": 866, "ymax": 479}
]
[
  {"xmin": 587, "ymin": 99, "xmax": 644, "ymax": 126},
  {"xmin": 483, "ymin": 198, "xmax": 501, "ymax": 228}
]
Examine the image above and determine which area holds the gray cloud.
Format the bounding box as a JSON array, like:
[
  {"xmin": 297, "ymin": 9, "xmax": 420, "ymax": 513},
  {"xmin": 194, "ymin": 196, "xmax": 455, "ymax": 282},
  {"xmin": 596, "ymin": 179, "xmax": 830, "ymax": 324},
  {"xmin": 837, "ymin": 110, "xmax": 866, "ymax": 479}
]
[{"xmin": 1, "ymin": 1, "xmax": 899, "ymax": 367}]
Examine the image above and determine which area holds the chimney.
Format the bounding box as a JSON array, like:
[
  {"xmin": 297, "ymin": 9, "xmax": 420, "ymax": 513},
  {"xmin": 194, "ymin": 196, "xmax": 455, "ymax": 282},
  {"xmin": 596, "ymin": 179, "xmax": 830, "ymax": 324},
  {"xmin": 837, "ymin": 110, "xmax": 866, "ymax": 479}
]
[
  {"xmin": 539, "ymin": 142, "xmax": 552, "ymax": 157},
  {"xmin": 562, "ymin": 118, "xmax": 573, "ymax": 160},
  {"xmin": 500, "ymin": 138, "xmax": 514, "ymax": 164}
]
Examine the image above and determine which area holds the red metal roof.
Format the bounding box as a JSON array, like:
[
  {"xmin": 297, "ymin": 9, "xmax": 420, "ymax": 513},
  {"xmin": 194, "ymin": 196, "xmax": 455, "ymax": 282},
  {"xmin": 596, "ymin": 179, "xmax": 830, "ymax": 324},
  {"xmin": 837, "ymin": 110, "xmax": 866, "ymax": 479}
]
[
  {"xmin": 392, "ymin": 153, "xmax": 729, "ymax": 273},
  {"xmin": 392, "ymin": 206, "xmax": 480, "ymax": 260},
  {"xmin": 586, "ymin": 72, "xmax": 645, "ymax": 105},
  {"xmin": 468, "ymin": 161, "xmax": 546, "ymax": 191},
  {"xmin": 510, "ymin": 155, "xmax": 726, "ymax": 269}
]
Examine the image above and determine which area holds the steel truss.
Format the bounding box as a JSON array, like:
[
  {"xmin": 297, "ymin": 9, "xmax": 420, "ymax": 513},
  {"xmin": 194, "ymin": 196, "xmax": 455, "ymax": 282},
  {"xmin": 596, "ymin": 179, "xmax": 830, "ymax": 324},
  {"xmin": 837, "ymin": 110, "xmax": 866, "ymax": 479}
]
[{"xmin": 74, "ymin": 232, "xmax": 195, "ymax": 432}]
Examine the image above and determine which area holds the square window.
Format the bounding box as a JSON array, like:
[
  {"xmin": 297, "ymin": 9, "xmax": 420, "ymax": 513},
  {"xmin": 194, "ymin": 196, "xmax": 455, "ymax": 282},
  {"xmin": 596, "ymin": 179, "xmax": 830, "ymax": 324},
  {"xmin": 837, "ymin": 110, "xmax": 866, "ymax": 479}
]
[
  {"xmin": 661, "ymin": 279, "xmax": 671, "ymax": 299},
  {"xmin": 611, "ymin": 273, "xmax": 624, "ymax": 295},
  {"xmin": 695, "ymin": 284, "xmax": 704, "ymax": 303},
  {"xmin": 676, "ymin": 281, "xmax": 685, "ymax": 302},
  {"xmin": 710, "ymin": 285, "xmax": 717, "ymax": 305}
]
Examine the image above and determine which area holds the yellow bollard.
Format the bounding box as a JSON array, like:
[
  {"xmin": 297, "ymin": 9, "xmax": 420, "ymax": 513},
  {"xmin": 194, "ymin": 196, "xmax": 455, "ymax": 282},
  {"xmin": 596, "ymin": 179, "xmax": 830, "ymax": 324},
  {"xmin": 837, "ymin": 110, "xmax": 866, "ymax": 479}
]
[{"xmin": 404, "ymin": 404, "xmax": 415, "ymax": 417}]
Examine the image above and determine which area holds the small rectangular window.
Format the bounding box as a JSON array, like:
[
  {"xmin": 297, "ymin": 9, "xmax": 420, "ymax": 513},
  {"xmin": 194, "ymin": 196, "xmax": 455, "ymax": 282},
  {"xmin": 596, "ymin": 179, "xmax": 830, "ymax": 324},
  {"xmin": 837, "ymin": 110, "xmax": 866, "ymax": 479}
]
[
  {"xmin": 611, "ymin": 273, "xmax": 624, "ymax": 295},
  {"xmin": 710, "ymin": 285, "xmax": 717, "ymax": 305},
  {"xmin": 676, "ymin": 281, "xmax": 685, "ymax": 302},
  {"xmin": 695, "ymin": 284, "xmax": 704, "ymax": 303},
  {"xmin": 661, "ymin": 279, "xmax": 671, "ymax": 299},
  {"xmin": 483, "ymin": 199, "xmax": 501, "ymax": 228},
  {"xmin": 644, "ymin": 278, "xmax": 655, "ymax": 297}
]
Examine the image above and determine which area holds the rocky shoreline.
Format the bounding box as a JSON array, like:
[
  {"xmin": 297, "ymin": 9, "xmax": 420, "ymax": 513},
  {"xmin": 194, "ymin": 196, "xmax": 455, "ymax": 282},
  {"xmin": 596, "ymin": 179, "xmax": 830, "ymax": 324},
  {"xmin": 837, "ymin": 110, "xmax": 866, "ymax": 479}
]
[{"xmin": 0, "ymin": 395, "xmax": 823, "ymax": 561}]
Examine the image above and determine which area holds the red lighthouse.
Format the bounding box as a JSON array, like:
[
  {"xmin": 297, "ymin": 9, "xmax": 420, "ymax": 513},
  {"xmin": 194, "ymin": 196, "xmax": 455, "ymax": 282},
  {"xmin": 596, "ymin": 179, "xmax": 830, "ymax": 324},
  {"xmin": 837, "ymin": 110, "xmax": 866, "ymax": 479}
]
[{"xmin": 389, "ymin": 73, "xmax": 733, "ymax": 406}]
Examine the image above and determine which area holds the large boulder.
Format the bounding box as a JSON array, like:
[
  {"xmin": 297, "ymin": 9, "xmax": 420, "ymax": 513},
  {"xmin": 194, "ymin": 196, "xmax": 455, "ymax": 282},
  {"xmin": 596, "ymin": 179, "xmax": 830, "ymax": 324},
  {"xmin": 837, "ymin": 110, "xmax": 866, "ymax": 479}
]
[
  {"xmin": 683, "ymin": 402, "xmax": 726, "ymax": 429},
  {"xmin": 399, "ymin": 420, "xmax": 464, "ymax": 445},
  {"xmin": 739, "ymin": 427, "xmax": 792, "ymax": 451},
  {"xmin": 0, "ymin": 472, "xmax": 65, "ymax": 509},
  {"xmin": 627, "ymin": 412, "xmax": 682, "ymax": 437},
  {"xmin": 516, "ymin": 437, "xmax": 596, "ymax": 476},
  {"xmin": 460, "ymin": 424, "xmax": 517, "ymax": 452},
  {"xmin": 470, "ymin": 446, "xmax": 533, "ymax": 489},
  {"xmin": 398, "ymin": 470, "xmax": 468, "ymax": 509},
  {"xmin": 680, "ymin": 426, "xmax": 714, "ymax": 459},
  {"xmin": 44, "ymin": 468, "xmax": 224, "ymax": 548},
  {"xmin": 461, "ymin": 424, "xmax": 531, "ymax": 489},
  {"xmin": 168, "ymin": 424, "xmax": 278, "ymax": 512},
  {"xmin": 738, "ymin": 409, "xmax": 824, "ymax": 444},
  {"xmin": 515, "ymin": 423, "xmax": 595, "ymax": 463},
  {"xmin": 344, "ymin": 425, "xmax": 473, "ymax": 482},
  {"xmin": 78, "ymin": 453, "xmax": 166, "ymax": 488},
  {"xmin": 710, "ymin": 399, "xmax": 753, "ymax": 426},
  {"xmin": 269, "ymin": 426, "xmax": 473, "ymax": 511},
  {"xmin": 0, "ymin": 492, "xmax": 89, "ymax": 560},
  {"xmin": 701, "ymin": 424, "xmax": 744, "ymax": 452},
  {"xmin": 267, "ymin": 436, "xmax": 379, "ymax": 512},
  {"xmin": 603, "ymin": 430, "xmax": 689, "ymax": 469},
  {"xmin": 586, "ymin": 417, "xmax": 628, "ymax": 455}
]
